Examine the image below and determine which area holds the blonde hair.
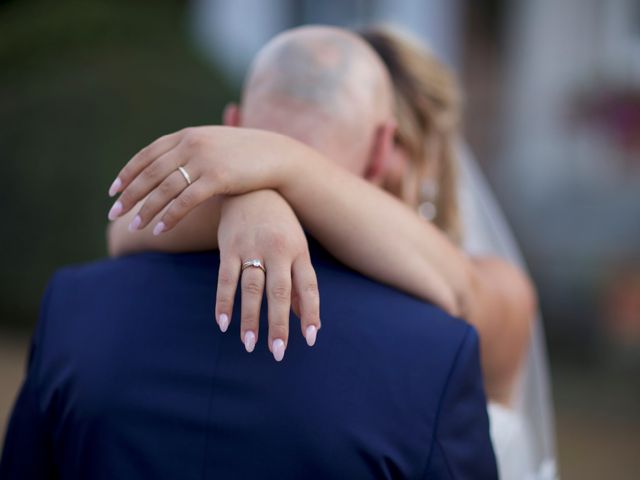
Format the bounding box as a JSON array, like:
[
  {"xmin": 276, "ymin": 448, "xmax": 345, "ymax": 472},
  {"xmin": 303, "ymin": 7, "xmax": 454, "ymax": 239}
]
[{"xmin": 359, "ymin": 26, "xmax": 463, "ymax": 244}]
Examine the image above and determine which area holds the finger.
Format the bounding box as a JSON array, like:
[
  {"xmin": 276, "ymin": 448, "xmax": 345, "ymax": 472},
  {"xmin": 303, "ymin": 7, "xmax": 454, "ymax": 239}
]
[
  {"xmin": 215, "ymin": 252, "xmax": 240, "ymax": 332},
  {"xmin": 109, "ymin": 130, "xmax": 182, "ymax": 197},
  {"xmin": 111, "ymin": 149, "xmax": 187, "ymax": 221},
  {"xmin": 152, "ymin": 180, "xmax": 209, "ymax": 235},
  {"xmin": 240, "ymin": 264, "xmax": 266, "ymax": 354},
  {"xmin": 215, "ymin": 253, "xmax": 240, "ymax": 336},
  {"xmin": 292, "ymin": 256, "xmax": 321, "ymax": 347},
  {"xmin": 265, "ymin": 261, "xmax": 292, "ymax": 362},
  {"xmin": 130, "ymin": 169, "xmax": 190, "ymax": 230}
]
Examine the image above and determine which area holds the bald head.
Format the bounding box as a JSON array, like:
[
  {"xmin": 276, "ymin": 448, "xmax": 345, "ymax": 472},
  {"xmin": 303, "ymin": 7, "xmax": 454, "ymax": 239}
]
[{"xmin": 239, "ymin": 26, "xmax": 394, "ymax": 174}]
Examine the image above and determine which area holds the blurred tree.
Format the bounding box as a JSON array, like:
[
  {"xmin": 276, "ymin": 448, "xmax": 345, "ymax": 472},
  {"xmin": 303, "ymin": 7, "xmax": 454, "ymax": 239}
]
[{"xmin": 0, "ymin": 0, "xmax": 235, "ymax": 328}]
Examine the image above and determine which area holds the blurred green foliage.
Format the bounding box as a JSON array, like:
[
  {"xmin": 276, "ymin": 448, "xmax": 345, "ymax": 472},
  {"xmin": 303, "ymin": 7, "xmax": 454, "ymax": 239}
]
[{"xmin": 0, "ymin": 0, "xmax": 235, "ymax": 328}]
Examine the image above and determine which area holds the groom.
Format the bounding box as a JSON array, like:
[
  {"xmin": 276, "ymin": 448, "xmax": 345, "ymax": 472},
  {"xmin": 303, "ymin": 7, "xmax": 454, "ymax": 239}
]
[{"xmin": 1, "ymin": 27, "xmax": 498, "ymax": 479}]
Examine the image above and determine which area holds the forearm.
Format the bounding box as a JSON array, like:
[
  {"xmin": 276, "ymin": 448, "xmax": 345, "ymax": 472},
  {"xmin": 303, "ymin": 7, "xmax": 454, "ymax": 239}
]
[
  {"xmin": 108, "ymin": 191, "xmax": 289, "ymax": 258},
  {"xmin": 276, "ymin": 143, "xmax": 471, "ymax": 315}
]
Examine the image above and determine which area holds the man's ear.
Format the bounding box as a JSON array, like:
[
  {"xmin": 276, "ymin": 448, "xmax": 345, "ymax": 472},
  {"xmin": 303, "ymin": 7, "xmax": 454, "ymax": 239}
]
[
  {"xmin": 364, "ymin": 121, "xmax": 396, "ymax": 183},
  {"xmin": 222, "ymin": 102, "xmax": 241, "ymax": 127}
]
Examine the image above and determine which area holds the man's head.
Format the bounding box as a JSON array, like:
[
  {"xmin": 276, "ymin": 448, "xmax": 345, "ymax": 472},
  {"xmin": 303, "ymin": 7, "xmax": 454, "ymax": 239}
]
[{"xmin": 224, "ymin": 25, "xmax": 396, "ymax": 180}]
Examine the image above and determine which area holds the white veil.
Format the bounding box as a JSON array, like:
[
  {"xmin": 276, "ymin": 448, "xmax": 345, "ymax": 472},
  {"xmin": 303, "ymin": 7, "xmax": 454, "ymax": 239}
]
[{"xmin": 456, "ymin": 143, "xmax": 558, "ymax": 480}]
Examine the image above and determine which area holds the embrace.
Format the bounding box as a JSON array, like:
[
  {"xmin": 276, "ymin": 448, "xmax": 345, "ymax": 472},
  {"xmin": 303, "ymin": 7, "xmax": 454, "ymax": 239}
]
[{"xmin": 2, "ymin": 26, "xmax": 540, "ymax": 479}]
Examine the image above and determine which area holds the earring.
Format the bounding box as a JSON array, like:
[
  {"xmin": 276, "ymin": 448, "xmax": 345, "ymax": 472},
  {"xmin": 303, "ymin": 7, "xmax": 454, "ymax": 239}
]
[{"xmin": 418, "ymin": 179, "xmax": 438, "ymax": 221}]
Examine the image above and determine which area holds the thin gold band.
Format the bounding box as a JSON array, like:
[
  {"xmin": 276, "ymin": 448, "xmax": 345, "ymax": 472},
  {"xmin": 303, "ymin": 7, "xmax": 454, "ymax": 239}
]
[
  {"xmin": 177, "ymin": 166, "xmax": 192, "ymax": 186},
  {"xmin": 241, "ymin": 259, "xmax": 266, "ymax": 274}
]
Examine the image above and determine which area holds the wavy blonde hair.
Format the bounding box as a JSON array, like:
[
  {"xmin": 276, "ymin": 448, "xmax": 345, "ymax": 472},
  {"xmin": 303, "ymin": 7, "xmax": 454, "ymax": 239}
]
[{"xmin": 359, "ymin": 26, "xmax": 463, "ymax": 244}]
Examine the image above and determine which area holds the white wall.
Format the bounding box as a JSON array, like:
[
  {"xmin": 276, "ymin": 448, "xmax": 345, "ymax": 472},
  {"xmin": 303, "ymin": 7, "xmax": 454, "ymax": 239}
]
[{"xmin": 499, "ymin": 0, "xmax": 640, "ymax": 260}]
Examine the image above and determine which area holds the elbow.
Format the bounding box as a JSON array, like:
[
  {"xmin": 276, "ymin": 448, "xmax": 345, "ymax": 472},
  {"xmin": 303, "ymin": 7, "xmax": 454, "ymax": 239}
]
[
  {"xmin": 450, "ymin": 263, "xmax": 479, "ymax": 321},
  {"xmin": 515, "ymin": 270, "xmax": 538, "ymax": 340},
  {"xmin": 440, "ymin": 291, "xmax": 462, "ymax": 318},
  {"xmin": 437, "ymin": 281, "xmax": 469, "ymax": 319},
  {"xmin": 446, "ymin": 289, "xmax": 467, "ymax": 319},
  {"xmin": 428, "ymin": 267, "xmax": 474, "ymax": 319},
  {"xmin": 501, "ymin": 261, "xmax": 538, "ymax": 334}
]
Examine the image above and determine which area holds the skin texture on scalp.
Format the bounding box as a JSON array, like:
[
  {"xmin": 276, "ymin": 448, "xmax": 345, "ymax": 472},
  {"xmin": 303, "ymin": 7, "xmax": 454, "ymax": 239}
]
[{"xmin": 241, "ymin": 26, "xmax": 394, "ymax": 175}]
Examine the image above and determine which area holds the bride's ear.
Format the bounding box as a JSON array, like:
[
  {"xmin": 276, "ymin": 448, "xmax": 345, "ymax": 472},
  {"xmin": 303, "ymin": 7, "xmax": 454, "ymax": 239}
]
[
  {"xmin": 364, "ymin": 121, "xmax": 396, "ymax": 183},
  {"xmin": 222, "ymin": 103, "xmax": 242, "ymax": 127}
]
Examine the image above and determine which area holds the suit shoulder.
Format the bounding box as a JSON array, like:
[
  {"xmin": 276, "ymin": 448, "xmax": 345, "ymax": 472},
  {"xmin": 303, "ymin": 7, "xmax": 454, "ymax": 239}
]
[
  {"xmin": 51, "ymin": 254, "xmax": 158, "ymax": 282},
  {"xmin": 421, "ymin": 325, "xmax": 497, "ymax": 479},
  {"xmin": 42, "ymin": 255, "xmax": 160, "ymax": 312},
  {"xmin": 49, "ymin": 251, "xmax": 216, "ymax": 286}
]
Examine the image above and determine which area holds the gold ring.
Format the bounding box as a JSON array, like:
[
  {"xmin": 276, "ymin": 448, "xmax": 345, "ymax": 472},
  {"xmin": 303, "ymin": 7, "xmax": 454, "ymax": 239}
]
[
  {"xmin": 241, "ymin": 259, "xmax": 266, "ymax": 274},
  {"xmin": 177, "ymin": 166, "xmax": 192, "ymax": 186}
]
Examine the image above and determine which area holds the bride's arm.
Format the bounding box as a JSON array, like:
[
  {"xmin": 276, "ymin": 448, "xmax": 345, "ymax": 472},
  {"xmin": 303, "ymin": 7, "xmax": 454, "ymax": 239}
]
[
  {"xmin": 109, "ymin": 126, "xmax": 534, "ymax": 402},
  {"xmin": 108, "ymin": 127, "xmax": 457, "ymax": 312},
  {"xmin": 273, "ymin": 141, "xmax": 534, "ymax": 403},
  {"xmin": 282, "ymin": 161, "xmax": 535, "ymax": 401}
]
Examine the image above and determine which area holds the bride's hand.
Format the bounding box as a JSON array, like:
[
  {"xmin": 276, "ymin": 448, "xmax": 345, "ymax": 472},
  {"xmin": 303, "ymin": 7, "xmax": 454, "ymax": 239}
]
[
  {"xmin": 216, "ymin": 190, "xmax": 320, "ymax": 362},
  {"xmin": 106, "ymin": 126, "xmax": 298, "ymax": 234}
]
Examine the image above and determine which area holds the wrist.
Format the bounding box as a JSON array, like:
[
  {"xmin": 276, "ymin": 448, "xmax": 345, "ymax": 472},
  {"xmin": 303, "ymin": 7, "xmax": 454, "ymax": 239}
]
[
  {"xmin": 272, "ymin": 134, "xmax": 328, "ymax": 200},
  {"xmin": 266, "ymin": 132, "xmax": 305, "ymax": 192},
  {"xmin": 221, "ymin": 190, "xmax": 279, "ymax": 213}
]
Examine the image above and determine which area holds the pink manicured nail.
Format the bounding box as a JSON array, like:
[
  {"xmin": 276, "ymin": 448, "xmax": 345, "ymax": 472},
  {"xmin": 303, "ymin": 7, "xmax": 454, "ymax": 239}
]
[
  {"xmin": 152, "ymin": 222, "xmax": 165, "ymax": 236},
  {"xmin": 218, "ymin": 313, "xmax": 229, "ymax": 333},
  {"xmin": 305, "ymin": 325, "xmax": 318, "ymax": 347},
  {"xmin": 108, "ymin": 201, "xmax": 122, "ymax": 221},
  {"xmin": 243, "ymin": 331, "xmax": 256, "ymax": 353},
  {"xmin": 272, "ymin": 339, "xmax": 285, "ymax": 362},
  {"xmin": 108, "ymin": 177, "xmax": 122, "ymax": 197},
  {"xmin": 128, "ymin": 215, "xmax": 141, "ymax": 232}
]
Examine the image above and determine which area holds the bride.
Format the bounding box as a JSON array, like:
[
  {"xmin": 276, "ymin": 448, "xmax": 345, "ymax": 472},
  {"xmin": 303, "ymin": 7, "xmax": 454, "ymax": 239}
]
[{"xmin": 107, "ymin": 26, "xmax": 556, "ymax": 478}]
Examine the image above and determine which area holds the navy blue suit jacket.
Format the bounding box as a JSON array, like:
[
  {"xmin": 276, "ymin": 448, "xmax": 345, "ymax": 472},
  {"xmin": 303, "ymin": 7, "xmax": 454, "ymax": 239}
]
[{"xmin": 1, "ymin": 244, "xmax": 497, "ymax": 479}]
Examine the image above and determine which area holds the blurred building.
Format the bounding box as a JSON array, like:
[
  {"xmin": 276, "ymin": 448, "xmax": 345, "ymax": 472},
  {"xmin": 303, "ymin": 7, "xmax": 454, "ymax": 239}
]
[{"xmin": 499, "ymin": 0, "xmax": 640, "ymax": 359}]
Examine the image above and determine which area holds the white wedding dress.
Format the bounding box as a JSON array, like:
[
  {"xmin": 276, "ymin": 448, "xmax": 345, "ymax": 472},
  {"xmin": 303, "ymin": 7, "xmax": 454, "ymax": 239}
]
[{"xmin": 456, "ymin": 144, "xmax": 558, "ymax": 480}]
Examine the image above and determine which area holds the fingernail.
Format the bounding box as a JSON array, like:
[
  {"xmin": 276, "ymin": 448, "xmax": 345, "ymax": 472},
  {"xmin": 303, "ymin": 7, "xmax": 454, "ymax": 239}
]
[
  {"xmin": 272, "ymin": 339, "xmax": 285, "ymax": 362},
  {"xmin": 152, "ymin": 221, "xmax": 165, "ymax": 236},
  {"xmin": 128, "ymin": 215, "xmax": 141, "ymax": 232},
  {"xmin": 305, "ymin": 325, "xmax": 317, "ymax": 347},
  {"xmin": 218, "ymin": 313, "xmax": 229, "ymax": 333},
  {"xmin": 108, "ymin": 177, "xmax": 122, "ymax": 197},
  {"xmin": 243, "ymin": 331, "xmax": 256, "ymax": 353},
  {"xmin": 108, "ymin": 201, "xmax": 122, "ymax": 221}
]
